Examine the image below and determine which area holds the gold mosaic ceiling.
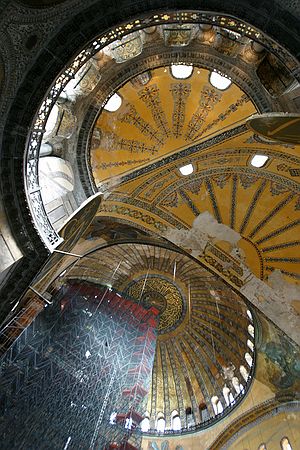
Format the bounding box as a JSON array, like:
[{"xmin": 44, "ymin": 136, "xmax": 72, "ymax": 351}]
[
  {"xmin": 89, "ymin": 67, "xmax": 300, "ymax": 287},
  {"xmin": 66, "ymin": 243, "xmax": 253, "ymax": 425},
  {"xmin": 91, "ymin": 67, "xmax": 256, "ymax": 183}
]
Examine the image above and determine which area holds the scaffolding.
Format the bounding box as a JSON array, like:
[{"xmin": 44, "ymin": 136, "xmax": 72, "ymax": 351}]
[{"xmin": 0, "ymin": 281, "xmax": 159, "ymax": 450}]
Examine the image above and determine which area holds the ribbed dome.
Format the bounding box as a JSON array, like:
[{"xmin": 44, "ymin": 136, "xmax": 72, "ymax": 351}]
[{"xmin": 65, "ymin": 242, "xmax": 255, "ymax": 432}]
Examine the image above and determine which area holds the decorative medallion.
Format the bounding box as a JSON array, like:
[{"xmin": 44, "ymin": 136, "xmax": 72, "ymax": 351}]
[{"xmin": 124, "ymin": 275, "xmax": 186, "ymax": 334}]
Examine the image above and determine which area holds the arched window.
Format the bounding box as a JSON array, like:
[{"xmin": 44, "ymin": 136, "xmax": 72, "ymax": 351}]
[
  {"xmin": 247, "ymin": 309, "xmax": 253, "ymax": 321},
  {"xmin": 216, "ymin": 400, "xmax": 223, "ymax": 414},
  {"xmin": 245, "ymin": 352, "xmax": 253, "ymax": 367},
  {"xmin": 247, "ymin": 339, "xmax": 254, "ymax": 352},
  {"xmin": 170, "ymin": 64, "xmax": 193, "ymax": 79},
  {"xmin": 156, "ymin": 413, "xmax": 166, "ymax": 433},
  {"xmin": 185, "ymin": 406, "xmax": 192, "ymax": 416},
  {"xmin": 240, "ymin": 365, "xmax": 249, "ymax": 381},
  {"xmin": 223, "ymin": 386, "xmax": 230, "ymax": 406},
  {"xmin": 140, "ymin": 412, "xmax": 150, "ymax": 432},
  {"xmin": 258, "ymin": 444, "xmax": 266, "ymax": 450},
  {"xmin": 232, "ymin": 377, "xmax": 240, "ymax": 394},
  {"xmin": 281, "ymin": 437, "xmax": 293, "ymax": 450},
  {"xmin": 248, "ymin": 324, "xmax": 255, "ymax": 338},
  {"xmin": 199, "ymin": 403, "xmax": 209, "ymax": 421},
  {"xmin": 209, "ymin": 71, "xmax": 232, "ymax": 90},
  {"xmin": 211, "ymin": 396, "xmax": 219, "ymax": 415},
  {"xmin": 45, "ymin": 104, "xmax": 59, "ymax": 136},
  {"xmin": 211, "ymin": 396, "xmax": 223, "ymax": 415},
  {"xmin": 229, "ymin": 392, "xmax": 235, "ymax": 404},
  {"xmin": 171, "ymin": 410, "xmax": 181, "ymax": 431},
  {"xmin": 104, "ymin": 92, "xmax": 122, "ymax": 112}
]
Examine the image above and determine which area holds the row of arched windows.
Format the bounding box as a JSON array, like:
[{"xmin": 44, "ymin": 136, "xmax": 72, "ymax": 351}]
[
  {"xmin": 140, "ymin": 410, "xmax": 183, "ymax": 433},
  {"xmin": 102, "ymin": 68, "xmax": 233, "ymax": 113},
  {"xmin": 258, "ymin": 437, "xmax": 293, "ymax": 450},
  {"xmin": 141, "ymin": 310, "xmax": 255, "ymax": 432}
]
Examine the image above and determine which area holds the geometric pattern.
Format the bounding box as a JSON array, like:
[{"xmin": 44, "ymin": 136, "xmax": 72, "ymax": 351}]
[{"xmin": 0, "ymin": 281, "xmax": 158, "ymax": 449}]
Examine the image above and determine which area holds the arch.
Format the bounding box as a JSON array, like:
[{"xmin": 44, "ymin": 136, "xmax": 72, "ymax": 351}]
[
  {"xmin": 211, "ymin": 396, "xmax": 223, "ymax": 415},
  {"xmin": 258, "ymin": 444, "xmax": 266, "ymax": 450},
  {"xmin": 199, "ymin": 402, "xmax": 209, "ymax": 421},
  {"xmin": 208, "ymin": 400, "xmax": 300, "ymax": 449},
  {"xmin": 185, "ymin": 406, "xmax": 192, "ymax": 416},
  {"xmin": 229, "ymin": 392, "xmax": 235, "ymax": 405},
  {"xmin": 209, "ymin": 71, "xmax": 232, "ymax": 90},
  {"xmin": 170, "ymin": 64, "xmax": 193, "ymax": 79}
]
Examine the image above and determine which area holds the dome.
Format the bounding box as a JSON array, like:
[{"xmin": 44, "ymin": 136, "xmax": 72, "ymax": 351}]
[
  {"xmin": 57, "ymin": 242, "xmax": 255, "ymax": 433},
  {"xmin": 0, "ymin": 4, "xmax": 299, "ymax": 450}
]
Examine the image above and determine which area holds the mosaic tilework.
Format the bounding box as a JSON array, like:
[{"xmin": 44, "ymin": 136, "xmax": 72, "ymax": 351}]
[
  {"xmin": 170, "ymin": 83, "xmax": 191, "ymax": 138},
  {"xmin": 185, "ymin": 85, "xmax": 221, "ymax": 141},
  {"xmin": 119, "ymin": 104, "xmax": 165, "ymax": 146},
  {"xmin": 138, "ymin": 85, "xmax": 170, "ymax": 137}
]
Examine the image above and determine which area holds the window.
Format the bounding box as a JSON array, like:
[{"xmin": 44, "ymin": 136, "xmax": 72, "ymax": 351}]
[
  {"xmin": 223, "ymin": 386, "xmax": 230, "ymax": 406},
  {"xmin": 211, "ymin": 396, "xmax": 223, "ymax": 415},
  {"xmin": 248, "ymin": 324, "xmax": 255, "ymax": 338},
  {"xmin": 247, "ymin": 339, "xmax": 254, "ymax": 352},
  {"xmin": 185, "ymin": 406, "xmax": 192, "ymax": 415},
  {"xmin": 179, "ymin": 163, "xmax": 194, "ymax": 176},
  {"xmin": 140, "ymin": 417, "xmax": 150, "ymax": 432},
  {"xmin": 156, "ymin": 418, "xmax": 165, "ymax": 433},
  {"xmin": 45, "ymin": 104, "xmax": 59, "ymax": 135},
  {"xmin": 281, "ymin": 437, "xmax": 293, "ymax": 450},
  {"xmin": 210, "ymin": 71, "xmax": 232, "ymax": 90},
  {"xmin": 240, "ymin": 365, "xmax": 249, "ymax": 382},
  {"xmin": 232, "ymin": 377, "xmax": 241, "ymax": 394},
  {"xmin": 247, "ymin": 309, "xmax": 253, "ymax": 321},
  {"xmin": 104, "ymin": 93, "xmax": 122, "ymax": 112},
  {"xmin": 258, "ymin": 444, "xmax": 266, "ymax": 450},
  {"xmin": 245, "ymin": 352, "xmax": 253, "ymax": 367},
  {"xmin": 171, "ymin": 410, "xmax": 181, "ymax": 431},
  {"xmin": 171, "ymin": 64, "xmax": 193, "ymax": 79},
  {"xmin": 250, "ymin": 155, "xmax": 269, "ymax": 168},
  {"xmin": 156, "ymin": 413, "xmax": 165, "ymax": 433},
  {"xmin": 199, "ymin": 403, "xmax": 209, "ymax": 421},
  {"xmin": 217, "ymin": 400, "xmax": 223, "ymax": 414}
]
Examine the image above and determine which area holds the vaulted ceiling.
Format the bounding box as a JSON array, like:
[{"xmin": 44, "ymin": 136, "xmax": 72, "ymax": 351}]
[
  {"xmin": 65, "ymin": 242, "xmax": 253, "ymax": 426},
  {"xmin": 88, "ymin": 67, "xmax": 300, "ymax": 287}
]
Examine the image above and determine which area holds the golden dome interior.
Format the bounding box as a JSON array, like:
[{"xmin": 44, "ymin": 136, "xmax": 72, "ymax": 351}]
[{"xmin": 64, "ymin": 242, "xmax": 253, "ymax": 428}]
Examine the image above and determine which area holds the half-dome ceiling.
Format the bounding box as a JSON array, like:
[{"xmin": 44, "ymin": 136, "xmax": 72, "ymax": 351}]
[{"xmin": 91, "ymin": 66, "xmax": 256, "ymax": 184}]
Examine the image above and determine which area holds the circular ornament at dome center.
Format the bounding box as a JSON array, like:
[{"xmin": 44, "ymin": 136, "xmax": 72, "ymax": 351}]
[{"xmin": 124, "ymin": 275, "xmax": 186, "ymax": 334}]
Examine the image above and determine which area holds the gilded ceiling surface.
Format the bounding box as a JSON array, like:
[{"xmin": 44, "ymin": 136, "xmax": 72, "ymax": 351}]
[
  {"xmin": 88, "ymin": 65, "xmax": 300, "ymax": 291},
  {"xmin": 97, "ymin": 126, "xmax": 300, "ymax": 284},
  {"xmin": 91, "ymin": 67, "xmax": 256, "ymax": 183},
  {"xmin": 87, "ymin": 63, "xmax": 300, "ymax": 346},
  {"xmin": 65, "ymin": 243, "xmax": 253, "ymax": 427}
]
